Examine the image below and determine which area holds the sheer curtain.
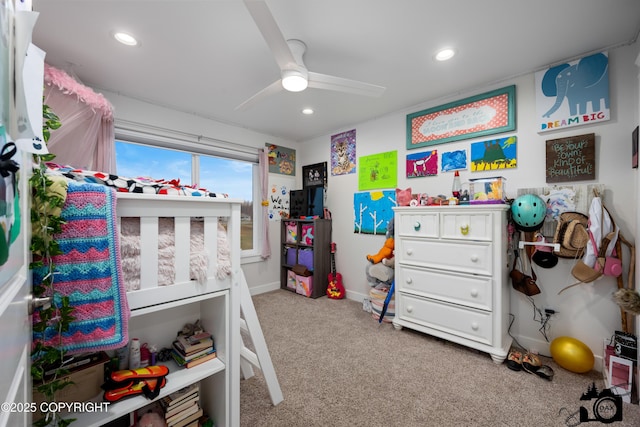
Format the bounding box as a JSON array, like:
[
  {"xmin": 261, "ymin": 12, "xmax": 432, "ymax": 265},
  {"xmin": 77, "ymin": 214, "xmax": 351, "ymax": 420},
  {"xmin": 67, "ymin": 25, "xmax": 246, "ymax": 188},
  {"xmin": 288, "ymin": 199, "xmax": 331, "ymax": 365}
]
[
  {"xmin": 259, "ymin": 148, "xmax": 271, "ymax": 259},
  {"xmin": 43, "ymin": 64, "xmax": 116, "ymax": 173}
]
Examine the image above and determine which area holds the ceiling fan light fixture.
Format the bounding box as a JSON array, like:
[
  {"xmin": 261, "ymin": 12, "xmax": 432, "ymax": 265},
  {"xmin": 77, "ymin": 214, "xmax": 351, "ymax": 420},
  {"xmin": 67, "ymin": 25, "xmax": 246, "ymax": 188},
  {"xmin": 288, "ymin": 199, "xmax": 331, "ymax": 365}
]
[
  {"xmin": 434, "ymin": 47, "xmax": 456, "ymax": 61},
  {"xmin": 281, "ymin": 70, "xmax": 308, "ymax": 92}
]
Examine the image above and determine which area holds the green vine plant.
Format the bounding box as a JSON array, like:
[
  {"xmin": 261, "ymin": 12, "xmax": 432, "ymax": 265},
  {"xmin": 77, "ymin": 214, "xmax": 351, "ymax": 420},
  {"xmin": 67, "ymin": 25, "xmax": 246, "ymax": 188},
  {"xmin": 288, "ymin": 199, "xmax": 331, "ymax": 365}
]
[{"xmin": 30, "ymin": 103, "xmax": 76, "ymax": 427}]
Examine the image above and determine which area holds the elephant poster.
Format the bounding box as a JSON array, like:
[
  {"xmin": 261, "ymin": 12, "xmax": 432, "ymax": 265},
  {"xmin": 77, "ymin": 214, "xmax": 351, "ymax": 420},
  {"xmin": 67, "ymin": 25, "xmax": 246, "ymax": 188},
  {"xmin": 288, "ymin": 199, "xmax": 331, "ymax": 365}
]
[{"xmin": 535, "ymin": 51, "xmax": 610, "ymax": 133}]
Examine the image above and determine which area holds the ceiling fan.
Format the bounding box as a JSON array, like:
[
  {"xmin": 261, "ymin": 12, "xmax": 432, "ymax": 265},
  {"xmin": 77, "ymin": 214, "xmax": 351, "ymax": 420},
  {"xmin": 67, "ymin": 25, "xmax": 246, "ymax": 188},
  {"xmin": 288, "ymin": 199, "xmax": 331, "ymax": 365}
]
[{"xmin": 236, "ymin": 0, "xmax": 386, "ymax": 111}]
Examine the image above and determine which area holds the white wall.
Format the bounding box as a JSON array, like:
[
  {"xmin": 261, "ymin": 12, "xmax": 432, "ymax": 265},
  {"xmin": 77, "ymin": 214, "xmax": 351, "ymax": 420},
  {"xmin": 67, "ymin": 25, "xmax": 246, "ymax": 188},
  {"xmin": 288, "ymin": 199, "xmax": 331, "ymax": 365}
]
[
  {"xmin": 102, "ymin": 90, "xmax": 292, "ymax": 295},
  {"xmin": 100, "ymin": 42, "xmax": 639, "ymax": 369},
  {"xmin": 298, "ymin": 42, "xmax": 640, "ymax": 368}
]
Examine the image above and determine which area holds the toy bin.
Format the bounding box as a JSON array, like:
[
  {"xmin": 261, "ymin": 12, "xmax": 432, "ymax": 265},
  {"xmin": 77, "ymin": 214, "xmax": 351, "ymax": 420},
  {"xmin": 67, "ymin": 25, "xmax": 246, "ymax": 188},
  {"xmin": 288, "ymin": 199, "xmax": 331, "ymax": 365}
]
[
  {"xmin": 287, "ymin": 269, "xmax": 297, "ymax": 290},
  {"xmin": 297, "ymin": 248, "xmax": 314, "ymax": 271},
  {"xmin": 300, "ymin": 224, "xmax": 314, "ymax": 245},
  {"xmin": 369, "ymin": 287, "xmax": 395, "ymax": 323},
  {"xmin": 469, "ymin": 176, "xmax": 506, "ymax": 204},
  {"xmin": 295, "ymin": 275, "xmax": 313, "ymax": 297},
  {"xmin": 286, "ymin": 247, "xmax": 297, "ymax": 265}
]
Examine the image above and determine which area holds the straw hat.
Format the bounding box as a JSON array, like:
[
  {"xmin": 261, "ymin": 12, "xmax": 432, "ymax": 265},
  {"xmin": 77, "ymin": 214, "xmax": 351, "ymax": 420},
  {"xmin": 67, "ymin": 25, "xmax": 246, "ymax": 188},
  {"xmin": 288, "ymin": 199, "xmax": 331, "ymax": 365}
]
[
  {"xmin": 571, "ymin": 259, "xmax": 602, "ymax": 283},
  {"xmin": 553, "ymin": 212, "xmax": 589, "ymax": 258}
]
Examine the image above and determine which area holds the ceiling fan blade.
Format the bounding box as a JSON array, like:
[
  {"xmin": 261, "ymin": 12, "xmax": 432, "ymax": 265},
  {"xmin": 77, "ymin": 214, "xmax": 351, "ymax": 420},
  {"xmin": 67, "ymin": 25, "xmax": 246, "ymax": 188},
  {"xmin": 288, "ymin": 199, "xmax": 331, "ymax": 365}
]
[
  {"xmin": 308, "ymin": 71, "xmax": 386, "ymax": 97},
  {"xmin": 243, "ymin": 0, "xmax": 297, "ymax": 70},
  {"xmin": 235, "ymin": 79, "xmax": 284, "ymax": 111}
]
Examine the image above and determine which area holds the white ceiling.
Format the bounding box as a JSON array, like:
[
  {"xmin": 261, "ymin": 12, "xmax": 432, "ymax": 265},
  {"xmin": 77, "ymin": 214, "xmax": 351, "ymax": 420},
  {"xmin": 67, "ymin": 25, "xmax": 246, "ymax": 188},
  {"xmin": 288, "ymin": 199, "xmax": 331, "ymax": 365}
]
[{"xmin": 32, "ymin": 0, "xmax": 640, "ymax": 143}]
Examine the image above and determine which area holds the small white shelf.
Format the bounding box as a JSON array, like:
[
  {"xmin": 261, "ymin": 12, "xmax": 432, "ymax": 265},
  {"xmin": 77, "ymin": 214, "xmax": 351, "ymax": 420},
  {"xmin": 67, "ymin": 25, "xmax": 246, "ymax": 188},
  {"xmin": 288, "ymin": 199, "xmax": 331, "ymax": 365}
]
[
  {"xmin": 129, "ymin": 290, "xmax": 227, "ymax": 318},
  {"xmin": 62, "ymin": 358, "xmax": 225, "ymax": 427}
]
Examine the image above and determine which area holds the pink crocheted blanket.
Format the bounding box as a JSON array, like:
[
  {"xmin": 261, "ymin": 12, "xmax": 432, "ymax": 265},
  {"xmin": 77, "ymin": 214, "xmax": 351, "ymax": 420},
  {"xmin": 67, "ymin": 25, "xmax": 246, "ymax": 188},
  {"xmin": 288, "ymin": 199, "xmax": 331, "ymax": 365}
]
[{"xmin": 32, "ymin": 181, "xmax": 129, "ymax": 354}]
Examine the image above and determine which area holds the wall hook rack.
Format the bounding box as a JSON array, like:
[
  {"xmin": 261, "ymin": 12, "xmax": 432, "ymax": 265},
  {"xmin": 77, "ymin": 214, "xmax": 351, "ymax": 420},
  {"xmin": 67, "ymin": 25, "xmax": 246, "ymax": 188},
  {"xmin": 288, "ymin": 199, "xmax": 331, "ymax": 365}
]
[{"xmin": 518, "ymin": 241, "xmax": 560, "ymax": 251}]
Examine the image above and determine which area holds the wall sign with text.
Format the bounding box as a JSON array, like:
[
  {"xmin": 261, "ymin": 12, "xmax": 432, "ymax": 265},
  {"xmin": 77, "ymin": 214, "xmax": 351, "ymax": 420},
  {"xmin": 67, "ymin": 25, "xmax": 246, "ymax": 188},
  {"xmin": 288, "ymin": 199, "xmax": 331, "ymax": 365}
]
[{"xmin": 545, "ymin": 133, "xmax": 595, "ymax": 183}]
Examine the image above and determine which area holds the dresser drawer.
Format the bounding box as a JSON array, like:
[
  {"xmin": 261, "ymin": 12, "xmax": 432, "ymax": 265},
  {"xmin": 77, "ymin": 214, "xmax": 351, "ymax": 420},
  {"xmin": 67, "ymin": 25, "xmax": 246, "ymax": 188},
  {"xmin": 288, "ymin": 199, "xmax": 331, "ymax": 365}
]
[
  {"xmin": 441, "ymin": 213, "xmax": 492, "ymax": 241},
  {"xmin": 396, "ymin": 212, "xmax": 439, "ymax": 238},
  {"xmin": 397, "ymin": 293, "xmax": 492, "ymax": 345},
  {"xmin": 396, "ymin": 238, "xmax": 493, "ymax": 276},
  {"xmin": 396, "ymin": 265, "xmax": 492, "ymax": 311}
]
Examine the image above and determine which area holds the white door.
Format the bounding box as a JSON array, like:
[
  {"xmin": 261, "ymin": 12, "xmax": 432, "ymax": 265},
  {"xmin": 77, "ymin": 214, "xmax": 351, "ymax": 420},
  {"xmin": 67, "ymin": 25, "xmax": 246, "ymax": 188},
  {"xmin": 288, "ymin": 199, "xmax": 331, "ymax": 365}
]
[{"xmin": 0, "ymin": 149, "xmax": 32, "ymax": 427}]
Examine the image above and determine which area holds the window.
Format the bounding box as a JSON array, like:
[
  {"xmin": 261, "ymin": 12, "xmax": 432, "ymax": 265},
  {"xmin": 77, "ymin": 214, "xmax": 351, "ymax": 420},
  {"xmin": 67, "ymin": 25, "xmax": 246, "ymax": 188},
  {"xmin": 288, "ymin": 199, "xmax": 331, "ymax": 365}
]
[{"xmin": 115, "ymin": 140, "xmax": 259, "ymax": 254}]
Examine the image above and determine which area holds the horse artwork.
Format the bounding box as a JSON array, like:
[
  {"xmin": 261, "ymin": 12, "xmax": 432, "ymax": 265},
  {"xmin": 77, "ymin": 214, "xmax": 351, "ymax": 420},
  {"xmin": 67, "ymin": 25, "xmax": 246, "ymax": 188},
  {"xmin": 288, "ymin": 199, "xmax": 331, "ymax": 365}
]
[
  {"xmin": 470, "ymin": 136, "xmax": 517, "ymax": 172},
  {"xmin": 406, "ymin": 150, "xmax": 437, "ymax": 178}
]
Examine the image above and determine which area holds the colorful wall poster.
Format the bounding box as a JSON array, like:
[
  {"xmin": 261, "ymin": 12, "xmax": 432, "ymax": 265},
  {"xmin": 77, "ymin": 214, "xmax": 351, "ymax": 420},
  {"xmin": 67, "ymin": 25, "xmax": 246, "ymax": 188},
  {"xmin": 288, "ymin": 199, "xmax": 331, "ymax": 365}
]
[
  {"xmin": 470, "ymin": 136, "xmax": 517, "ymax": 172},
  {"xmin": 406, "ymin": 150, "xmax": 437, "ymax": 178},
  {"xmin": 268, "ymin": 174, "xmax": 294, "ymax": 221},
  {"xmin": 535, "ymin": 51, "xmax": 610, "ymax": 133},
  {"xmin": 358, "ymin": 150, "xmax": 397, "ymax": 190},
  {"xmin": 354, "ymin": 190, "xmax": 396, "ymax": 235},
  {"xmin": 441, "ymin": 149, "xmax": 467, "ymax": 172},
  {"xmin": 331, "ymin": 129, "xmax": 356, "ymax": 176},
  {"xmin": 266, "ymin": 143, "xmax": 295, "ymax": 175}
]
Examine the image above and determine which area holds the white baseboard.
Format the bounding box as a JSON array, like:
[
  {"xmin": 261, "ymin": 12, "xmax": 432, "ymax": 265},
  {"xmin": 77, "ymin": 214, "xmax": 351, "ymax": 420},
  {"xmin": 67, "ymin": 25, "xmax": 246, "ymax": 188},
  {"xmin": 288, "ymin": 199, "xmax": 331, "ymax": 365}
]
[{"xmin": 249, "ymin": 281, "xmax": 280, "ymax": 296}]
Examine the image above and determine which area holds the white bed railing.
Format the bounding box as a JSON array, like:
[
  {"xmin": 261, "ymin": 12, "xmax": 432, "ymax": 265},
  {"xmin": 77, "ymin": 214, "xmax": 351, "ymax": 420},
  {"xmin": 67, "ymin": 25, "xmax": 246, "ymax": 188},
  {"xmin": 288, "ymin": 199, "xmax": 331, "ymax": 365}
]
[{"xmin": 116, "ymin": 193, "xmax": 242, "ymax": 311}]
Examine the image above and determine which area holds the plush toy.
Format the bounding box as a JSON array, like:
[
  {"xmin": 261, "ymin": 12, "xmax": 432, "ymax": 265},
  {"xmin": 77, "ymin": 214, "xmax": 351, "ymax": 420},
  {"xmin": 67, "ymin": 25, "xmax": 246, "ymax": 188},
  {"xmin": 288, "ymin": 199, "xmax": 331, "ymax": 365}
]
[
  {"xmin": 366, "ymin": 262, "xmax": 394, "ymax": 286},
  {"xmin": 366, "ymin": 238, "xmax": 394, "ymax": 264},
  {"xmin": 366, "ymin": 218, "xmax": 395, "ymax": 264},
  {"xmin": 138, "ymin": 411, "xmax": 167, "ymax": 427}
]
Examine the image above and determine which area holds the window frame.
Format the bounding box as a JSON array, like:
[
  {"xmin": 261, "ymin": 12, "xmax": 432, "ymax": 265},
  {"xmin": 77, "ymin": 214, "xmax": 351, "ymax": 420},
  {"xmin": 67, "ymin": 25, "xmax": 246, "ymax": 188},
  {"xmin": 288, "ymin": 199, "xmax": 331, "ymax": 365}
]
[{"xmin": 114, "ymin": 126, "xmax": 263, "ymax": 262}]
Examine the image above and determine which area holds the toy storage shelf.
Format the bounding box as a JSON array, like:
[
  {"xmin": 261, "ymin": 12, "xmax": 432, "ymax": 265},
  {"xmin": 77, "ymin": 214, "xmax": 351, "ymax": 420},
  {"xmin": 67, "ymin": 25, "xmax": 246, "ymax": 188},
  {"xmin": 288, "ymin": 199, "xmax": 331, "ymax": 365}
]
[
  {"xmin": 280, "ymin": 218, "xmax": 332, "ymax": 298},
  {"xmin": 62, "ymin": 290, "xmax": 230, "ymax": 427}
]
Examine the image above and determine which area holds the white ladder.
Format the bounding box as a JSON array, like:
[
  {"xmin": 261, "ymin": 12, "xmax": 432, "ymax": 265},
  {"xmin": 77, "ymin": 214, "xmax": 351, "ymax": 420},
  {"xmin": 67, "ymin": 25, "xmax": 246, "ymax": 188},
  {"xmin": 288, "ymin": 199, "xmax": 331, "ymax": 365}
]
[{"xmin": 238, "ymin": 270, "xmax": 283, "ymax": 406}]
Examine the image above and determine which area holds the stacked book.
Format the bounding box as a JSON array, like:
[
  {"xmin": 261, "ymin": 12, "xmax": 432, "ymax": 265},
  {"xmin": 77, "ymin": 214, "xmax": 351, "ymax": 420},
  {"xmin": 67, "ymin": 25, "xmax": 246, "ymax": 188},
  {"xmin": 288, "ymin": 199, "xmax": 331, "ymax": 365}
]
[
  {"xmin": 171, "ymin": 330, "xmax": 216, "ymax": 369},
  {"xmin": 160, "ymin": 383, "xmax": 204, "ymax": 427}
]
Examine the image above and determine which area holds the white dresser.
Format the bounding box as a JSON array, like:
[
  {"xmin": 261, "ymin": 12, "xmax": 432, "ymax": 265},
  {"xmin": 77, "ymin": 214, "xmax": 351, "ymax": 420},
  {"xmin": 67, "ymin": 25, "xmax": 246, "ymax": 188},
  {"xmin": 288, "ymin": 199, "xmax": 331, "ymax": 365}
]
[{"xmin": 393, "ymin": 205, "xmax": 512, "ymax": 363}]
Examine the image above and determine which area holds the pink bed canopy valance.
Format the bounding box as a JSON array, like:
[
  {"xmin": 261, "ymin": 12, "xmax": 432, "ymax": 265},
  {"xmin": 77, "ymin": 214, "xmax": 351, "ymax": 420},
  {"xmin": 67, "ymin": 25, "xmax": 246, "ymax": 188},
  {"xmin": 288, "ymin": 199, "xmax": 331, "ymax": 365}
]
[{"xmin": 43, "ymin": 64, "xmax": 116, "ymax": 173}]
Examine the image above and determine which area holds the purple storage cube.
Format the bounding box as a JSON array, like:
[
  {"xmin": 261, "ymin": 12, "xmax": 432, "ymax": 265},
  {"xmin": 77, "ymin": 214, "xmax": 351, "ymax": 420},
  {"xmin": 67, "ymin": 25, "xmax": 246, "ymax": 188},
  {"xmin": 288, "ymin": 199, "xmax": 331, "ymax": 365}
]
[
  {"xmin": 286, "ymin": 247, "xmax": 297, "ymax": 265},
  {"xmin": 298, "ymin": 248, "xmax": 314, "ymax": 271}
]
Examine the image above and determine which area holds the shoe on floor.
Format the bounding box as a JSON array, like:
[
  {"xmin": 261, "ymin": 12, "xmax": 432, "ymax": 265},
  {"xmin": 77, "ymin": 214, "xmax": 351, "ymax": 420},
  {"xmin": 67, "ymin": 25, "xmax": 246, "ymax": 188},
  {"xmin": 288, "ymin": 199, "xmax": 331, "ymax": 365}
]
[
  {"xmin": 506, "ymin": 348, "xmax": 523, "ymax": 371},
  {"xmin": 522, "ymin": 353, "xmax": 541, "ymax": 373},
  {"xmin": 535, "ymin": 365, "xmax": 554, "ymax": 381}
]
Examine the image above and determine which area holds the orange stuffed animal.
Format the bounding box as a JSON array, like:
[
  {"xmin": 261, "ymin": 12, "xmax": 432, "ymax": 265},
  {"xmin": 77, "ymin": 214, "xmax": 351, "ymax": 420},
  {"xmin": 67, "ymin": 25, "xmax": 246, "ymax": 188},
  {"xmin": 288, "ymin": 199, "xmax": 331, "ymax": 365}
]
[
  {"xmin": 367, "ymin": 237, "xmax": 394, "ymax": 264},
  {"xmin": 366, "ymin": 218, "xmax": 395, "ymax": 264}
]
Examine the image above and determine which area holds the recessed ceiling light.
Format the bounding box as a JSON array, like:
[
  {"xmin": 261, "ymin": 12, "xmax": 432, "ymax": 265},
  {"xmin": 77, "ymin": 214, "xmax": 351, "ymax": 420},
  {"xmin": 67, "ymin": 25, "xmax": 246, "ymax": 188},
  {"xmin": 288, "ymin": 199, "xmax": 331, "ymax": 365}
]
[
  {"xmin": 301, "ymin": 108, "xmax": 314, "ymax": 115},
  {"xmin": 434, "ymin": 48, "xmax": 456, "ymax": 61},
  {"xmin": 113, "ymin": 31, "xmax": 139, "ymax": 46}
]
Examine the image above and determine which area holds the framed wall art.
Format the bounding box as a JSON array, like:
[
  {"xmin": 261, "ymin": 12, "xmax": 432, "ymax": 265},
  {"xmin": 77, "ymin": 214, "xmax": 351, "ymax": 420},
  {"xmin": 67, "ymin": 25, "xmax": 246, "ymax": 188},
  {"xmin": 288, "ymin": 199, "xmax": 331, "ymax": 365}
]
[
  {"xmin": 302, "ymin": 162, "xmax": 327, "ymax": 188},
  {"xmin": 406, "ymin": 85, "xmax": 516, "ymax": 149},
  {"xmin": 545, "ymin": 133, "xmax": 595, "ymax": 183}
]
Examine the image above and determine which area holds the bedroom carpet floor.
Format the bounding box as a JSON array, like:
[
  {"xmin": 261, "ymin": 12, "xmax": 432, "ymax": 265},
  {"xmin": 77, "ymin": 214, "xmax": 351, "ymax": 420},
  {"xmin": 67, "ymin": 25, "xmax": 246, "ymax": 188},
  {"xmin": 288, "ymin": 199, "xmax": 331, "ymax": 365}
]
[{"xmin": 240, "ymin": 289, "xmax": 640, "ymax": 427}]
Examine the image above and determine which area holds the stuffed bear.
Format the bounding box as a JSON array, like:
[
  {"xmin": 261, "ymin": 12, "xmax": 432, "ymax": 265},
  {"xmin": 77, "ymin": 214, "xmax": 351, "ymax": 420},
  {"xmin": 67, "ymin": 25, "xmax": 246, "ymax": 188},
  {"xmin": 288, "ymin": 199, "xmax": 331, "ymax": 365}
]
[{"xmin": 366, "ymin": 218, "xmax": 395, "ymax": 264}]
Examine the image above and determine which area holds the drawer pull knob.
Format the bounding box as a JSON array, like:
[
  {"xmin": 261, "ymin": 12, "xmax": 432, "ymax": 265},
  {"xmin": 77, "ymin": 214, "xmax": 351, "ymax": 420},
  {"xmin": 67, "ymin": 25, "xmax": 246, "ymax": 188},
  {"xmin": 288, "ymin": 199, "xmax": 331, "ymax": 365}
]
[
  {"xmin": 414, "ymin": 222, "xmax": 421, "ymax": 231},
  {"xmin": 460, "ymin": 225, "xmax": 469, "ymax": 235},
  {"xmin": 406, "ymin": 248, "xmax": 414, "ymax": 256},
  {"xmin": 470, "ymin": 254, "xmax": 479, "ymax": 262},
  {"xmin": 406, "ymin": 277, "xmax": 413, "ymax": 285},
  {"xmin": 471, "ymin": 322, "xmax": 479, "ymax": 331},
  {"xmin": 470, "ymin": 289, "xmax": 478, "ymax": 297},
  {"xmin": 407, "ymin": 306, "xmax": 414, "ymax": 313}
]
